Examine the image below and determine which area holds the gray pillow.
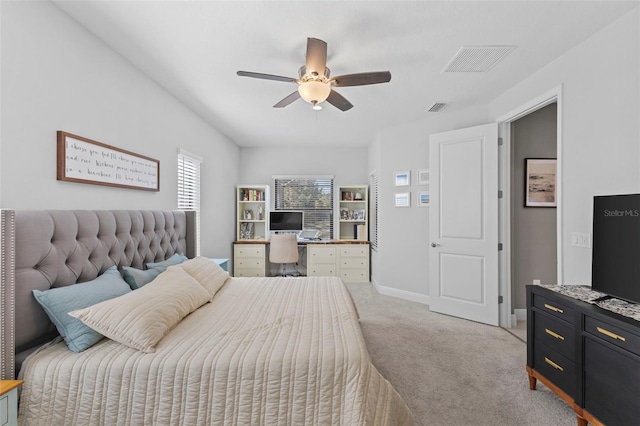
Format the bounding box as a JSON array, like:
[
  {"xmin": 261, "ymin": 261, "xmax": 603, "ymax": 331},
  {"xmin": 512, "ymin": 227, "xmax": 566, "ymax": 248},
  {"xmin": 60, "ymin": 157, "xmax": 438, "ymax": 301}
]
[
  {"xmin": 122, "ymin": 266, "xmax": 160, "ymax": 290},
  {"xmin": 32, "ymin": 265, "xmax": 131, "ymax": 352},
  {"xmin": 146, "ymin": 253, "xmax": 188, "ymax": 272}
]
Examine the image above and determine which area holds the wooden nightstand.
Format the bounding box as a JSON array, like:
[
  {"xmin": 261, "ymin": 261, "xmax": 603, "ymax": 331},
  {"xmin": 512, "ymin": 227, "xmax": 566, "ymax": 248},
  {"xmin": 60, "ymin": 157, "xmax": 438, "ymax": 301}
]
[{"xmin": 0, "ymin": 380, "xmax": 23, "ymax": 426}]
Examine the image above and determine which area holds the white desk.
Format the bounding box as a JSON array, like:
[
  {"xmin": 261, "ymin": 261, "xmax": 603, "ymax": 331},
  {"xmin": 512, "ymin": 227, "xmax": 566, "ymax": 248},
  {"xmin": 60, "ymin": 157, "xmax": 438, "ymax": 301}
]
[{"xmin": 233, "ymin": 240, "xmax": 370, "ymax": 282}]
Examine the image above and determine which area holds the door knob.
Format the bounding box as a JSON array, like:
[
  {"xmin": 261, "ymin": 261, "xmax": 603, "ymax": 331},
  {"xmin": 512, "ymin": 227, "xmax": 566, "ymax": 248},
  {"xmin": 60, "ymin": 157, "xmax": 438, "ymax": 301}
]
[{"xmin": 431, "ymin": 242, "xmax": 440, "ymax": 248}]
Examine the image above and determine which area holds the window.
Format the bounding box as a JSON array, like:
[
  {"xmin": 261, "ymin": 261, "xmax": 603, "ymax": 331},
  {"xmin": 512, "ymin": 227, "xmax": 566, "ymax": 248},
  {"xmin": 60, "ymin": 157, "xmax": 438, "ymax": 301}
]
[
  {"xmin": 369, "ymin": 172, "xmax": 378, "ymax": 250},
  {"xmin": 273, "ymin": 175, "xmax": 334, "ymax": 239},
  {"xmin": 178, "ymin": 149, "xmax": 202, "ymax": 253}
]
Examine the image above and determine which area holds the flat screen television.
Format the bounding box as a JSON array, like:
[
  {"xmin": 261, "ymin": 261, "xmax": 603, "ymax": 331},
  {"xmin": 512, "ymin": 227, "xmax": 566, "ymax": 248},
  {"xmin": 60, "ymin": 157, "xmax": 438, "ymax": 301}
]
[
  {"xmin": 592, "ymin": 193, "xmax": 640, "ymax": 304},
  {"xmin": 269, "ymin": 211, "xmax": 304, "ymax": 232}
]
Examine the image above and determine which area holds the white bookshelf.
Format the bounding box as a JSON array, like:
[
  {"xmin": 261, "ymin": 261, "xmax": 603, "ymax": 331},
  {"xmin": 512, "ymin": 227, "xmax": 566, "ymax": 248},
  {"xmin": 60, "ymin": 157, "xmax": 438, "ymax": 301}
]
[
  {"xmin": 336, "ymin": 185, "xmax": 368, "ymax": 240},
  {"xmin": 236, "ymin": 185, "xmax": 269, "ymax": 240}
]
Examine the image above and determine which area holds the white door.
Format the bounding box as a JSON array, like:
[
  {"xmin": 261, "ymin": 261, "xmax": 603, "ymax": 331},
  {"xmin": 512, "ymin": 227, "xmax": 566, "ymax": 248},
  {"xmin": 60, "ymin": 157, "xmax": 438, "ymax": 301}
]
[{"xmin": 428, "ymin": 123, "xmax": 499, "ymax": 326}]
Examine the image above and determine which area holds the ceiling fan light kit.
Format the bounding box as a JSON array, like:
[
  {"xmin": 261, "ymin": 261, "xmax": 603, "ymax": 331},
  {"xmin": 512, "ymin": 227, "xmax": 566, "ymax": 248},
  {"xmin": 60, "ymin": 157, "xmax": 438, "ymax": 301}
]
[{"xmin": 237, "ymin": 37, "xmax": 391, "ymax": 112}]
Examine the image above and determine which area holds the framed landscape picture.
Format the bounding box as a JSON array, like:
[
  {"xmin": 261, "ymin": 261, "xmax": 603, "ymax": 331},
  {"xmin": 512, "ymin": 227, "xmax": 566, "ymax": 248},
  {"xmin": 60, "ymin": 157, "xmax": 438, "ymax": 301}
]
[{"xmin": 525, "ymin": 158, "xmax": 557, "ymax": 207}]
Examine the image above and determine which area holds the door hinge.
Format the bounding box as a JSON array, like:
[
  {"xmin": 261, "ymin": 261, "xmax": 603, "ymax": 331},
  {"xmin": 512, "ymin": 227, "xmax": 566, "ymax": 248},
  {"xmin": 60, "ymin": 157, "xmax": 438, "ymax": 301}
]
[
  {"xmin": 498, "ymin": 137, "xmax": 503, "ymax": 146},
  {"xmin": 499, "ymin": 295, "xmax": 504, "ymax": 304},
  {"xmin": 498, "ymin": 243, "xmax": 503, "ymax": 251},
  {"xmin": 498, "ymin": 190, "xmax": 503, "ymax": 199}
]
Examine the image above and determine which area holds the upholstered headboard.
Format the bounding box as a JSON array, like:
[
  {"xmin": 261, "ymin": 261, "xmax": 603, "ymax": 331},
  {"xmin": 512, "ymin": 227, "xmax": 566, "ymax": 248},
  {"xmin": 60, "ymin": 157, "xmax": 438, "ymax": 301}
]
[{"xmin": 0, "ymin": 209, "xmax": 196, "ymax": 379}]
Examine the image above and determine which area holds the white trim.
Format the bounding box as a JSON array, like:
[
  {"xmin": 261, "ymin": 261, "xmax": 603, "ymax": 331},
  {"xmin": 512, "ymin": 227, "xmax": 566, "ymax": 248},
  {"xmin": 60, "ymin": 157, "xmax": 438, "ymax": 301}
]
[
  {"xmin": 178, "ymin": 148, "xmax": 203, "ymax": 163},
  {"xmin": 272, "ymin": 174, "xmax": 334, "ymax": 180},
  {"xmin": 514, "ymin": 309, "xmax": 527, "ymax": 321},
  {"xmin": 496, "ymin": 84, "xmax": 563, "ymax": 328},
  {"xmin": 371, "ymin": 278, "xmax": 430, "ymax": 305}
]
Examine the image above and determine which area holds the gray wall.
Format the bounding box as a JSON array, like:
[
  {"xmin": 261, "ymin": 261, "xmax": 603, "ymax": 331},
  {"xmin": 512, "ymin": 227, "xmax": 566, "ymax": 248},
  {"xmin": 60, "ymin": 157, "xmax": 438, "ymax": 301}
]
[
  {"xmin": 511, "ymin": 103, "xmax": 558, "ymax": 309},
  {"xmin": 0, "ymin": 1, "xmax": 240, "ymax": 260}
]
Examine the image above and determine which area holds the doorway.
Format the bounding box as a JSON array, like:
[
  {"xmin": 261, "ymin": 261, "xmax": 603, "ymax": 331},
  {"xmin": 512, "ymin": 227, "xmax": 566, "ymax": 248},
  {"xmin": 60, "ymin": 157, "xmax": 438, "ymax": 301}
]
[{"xmin": 497, "ymin": 85, "xmax": 563, "ymax": 329}]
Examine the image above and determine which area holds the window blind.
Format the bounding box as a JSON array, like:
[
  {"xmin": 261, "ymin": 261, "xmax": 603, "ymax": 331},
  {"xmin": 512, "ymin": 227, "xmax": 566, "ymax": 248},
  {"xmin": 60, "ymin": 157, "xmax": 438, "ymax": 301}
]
[
  {"xmin": 273, "ymin": 176, "xmax": 334, "ymax": 239},
  {"xmin": 178, "ymin": 150, "xmax": 202, "ymax": 254}
]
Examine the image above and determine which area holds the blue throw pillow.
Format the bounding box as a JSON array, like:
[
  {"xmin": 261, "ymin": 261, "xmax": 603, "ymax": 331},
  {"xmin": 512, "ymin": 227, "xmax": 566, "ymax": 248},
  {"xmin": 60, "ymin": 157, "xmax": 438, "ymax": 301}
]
[
  {"xmin": 32, "ymin": 265, "xmax": 131, "ymax": 352},
  {"xmin": 122, "ymin": 266, "xmax": 160, "ymax": 290},
  {"xmin": 146, "ymin": 253, "xmax": 188, "ymax": 272}
]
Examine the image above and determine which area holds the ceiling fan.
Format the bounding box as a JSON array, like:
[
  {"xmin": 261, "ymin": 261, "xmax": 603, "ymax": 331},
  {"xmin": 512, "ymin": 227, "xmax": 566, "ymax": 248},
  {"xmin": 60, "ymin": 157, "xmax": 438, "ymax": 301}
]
[{"xmin": 237, "ymin": 37, "xmax": 391, "ymax": 111}]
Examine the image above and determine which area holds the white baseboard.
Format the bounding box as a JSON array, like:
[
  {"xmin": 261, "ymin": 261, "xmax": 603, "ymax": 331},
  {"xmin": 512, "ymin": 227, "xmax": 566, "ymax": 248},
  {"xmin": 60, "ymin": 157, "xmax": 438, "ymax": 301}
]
[
  {"xmin": 514, "ymin": 309, "xmax": 527, "ymax": 321},
  {"xmin": 371, "ymin": 279, "xmax": 430, "ymax": 305},
  {"xmin": 511, "ymin": 314, "xmax": 518, "ymax": 327}
]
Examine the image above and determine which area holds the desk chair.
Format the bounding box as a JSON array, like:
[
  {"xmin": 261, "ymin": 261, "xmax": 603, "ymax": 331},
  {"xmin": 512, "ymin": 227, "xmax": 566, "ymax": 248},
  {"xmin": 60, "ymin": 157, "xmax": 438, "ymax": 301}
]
[{"xmin": 269, "ymin": 234, "xmax": 299, "ymax": 276}]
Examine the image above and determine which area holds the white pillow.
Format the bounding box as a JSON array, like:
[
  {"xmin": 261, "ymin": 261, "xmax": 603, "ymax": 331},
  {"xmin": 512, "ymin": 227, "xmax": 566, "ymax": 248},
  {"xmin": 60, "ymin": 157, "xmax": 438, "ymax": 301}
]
[
  {"xmin": 171, "ymin": 256, "xmax": 229, "ymax": 300},
  {"xmin": 69, "ymin": 267, "xmax": 210, "ymax": 353}
]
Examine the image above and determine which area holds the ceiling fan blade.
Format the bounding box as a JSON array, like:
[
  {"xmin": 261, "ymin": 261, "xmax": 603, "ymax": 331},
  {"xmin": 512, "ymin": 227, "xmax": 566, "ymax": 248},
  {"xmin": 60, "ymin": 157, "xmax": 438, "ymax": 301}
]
[
  {"xmin": 305, "ymin": 38, "xmax": 327, "ymax": 77},
  {"xmin": 237, "ymin": 71, "xmax": 297, "ymax": 83},
  {"xmin": 273, "ymin": 91, "xmax": 301, "ymax": 108},
  {"xmin": 331, "ymin": 71, "xmax": 392, "ymax": 87},
  {"xmin": 326, "ymin": 90, "xmax": 353, "ymax": 111}
]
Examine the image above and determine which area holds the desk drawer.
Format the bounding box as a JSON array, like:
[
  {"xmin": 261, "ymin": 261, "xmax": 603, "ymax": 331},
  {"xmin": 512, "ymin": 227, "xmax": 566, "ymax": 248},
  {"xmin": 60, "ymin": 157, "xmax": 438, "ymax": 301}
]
[
  {"xmin": 340, "ymin": 245, "xmax": 368, "ymax": 258},
  {"xmin": 341, "ymin": 257, "xmax": 368, "ymax": 269},
  {"xmin": 532, "ymin": 293, "xmax": 574, "ymax": 324},
  {"xmin": 584, "ymin": 315, "xmax": 640, "ymax": 355},
  {"xmin": 341, "ymin": 269, "xmax": 369, "ymax": 283},
  {"xmin": 235, "ymin": 268, "xmax": 266, "ymax": 277},
  {"xmin": 533, "ymin": 343, "xmax": 575, "ymax": 398},
  {"xmin": 308, "ymin": 264, "xmax": 337, "ymax": 276},
  {"xmin": 234, "ymin": 245, "xmax": 265, "ymax": 258},
  {"xmin": 308, "ymin": 246, "xmax": 336, "ymax": 263},
  {"xmin": 533, "ymin": 311, "xmax": 574, "ymax": 360},
  {"xmin": 235, "ymin": 257, "xmax": 265, "ymax": 269}
]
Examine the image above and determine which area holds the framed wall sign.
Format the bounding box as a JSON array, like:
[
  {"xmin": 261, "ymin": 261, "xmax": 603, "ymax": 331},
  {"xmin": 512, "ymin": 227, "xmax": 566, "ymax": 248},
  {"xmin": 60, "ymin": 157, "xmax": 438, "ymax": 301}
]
[
  {"xmin": 57, "ymin": 131, "xmax": 160, "ymax": 191},
  {"xmin": 525, "ymin": 158, "xmax": 556, "ymax": 207}
]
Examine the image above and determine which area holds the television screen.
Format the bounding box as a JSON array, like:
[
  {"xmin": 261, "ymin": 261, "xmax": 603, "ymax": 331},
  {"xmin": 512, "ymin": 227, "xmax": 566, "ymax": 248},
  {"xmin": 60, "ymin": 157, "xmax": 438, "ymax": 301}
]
[
  {"xmin": 592, "ymin": 194, "xmax": 640, "ymax": 304},
  {"xmin": 269, "ymin": 211, "xmax": 304, "ymax": 232}
]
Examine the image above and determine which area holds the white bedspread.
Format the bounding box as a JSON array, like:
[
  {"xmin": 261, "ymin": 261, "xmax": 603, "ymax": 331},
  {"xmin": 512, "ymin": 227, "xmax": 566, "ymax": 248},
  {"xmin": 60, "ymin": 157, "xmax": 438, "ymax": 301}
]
[{"xmin": 19, "ymin": 276, "xmax": 413, "ymax": 425}]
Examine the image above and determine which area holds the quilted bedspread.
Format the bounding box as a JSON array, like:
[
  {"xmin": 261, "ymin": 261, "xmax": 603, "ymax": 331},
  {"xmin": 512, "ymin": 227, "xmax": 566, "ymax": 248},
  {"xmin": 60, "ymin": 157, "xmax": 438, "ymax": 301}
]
[{"xmin": 18, "ymin": 276, "xmax": 413, "ymax": 425}]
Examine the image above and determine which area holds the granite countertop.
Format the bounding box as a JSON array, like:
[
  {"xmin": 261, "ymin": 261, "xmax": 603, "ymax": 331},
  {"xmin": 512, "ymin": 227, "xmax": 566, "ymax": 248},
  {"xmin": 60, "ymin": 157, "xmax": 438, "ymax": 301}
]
[{"xmin": 536, "ymin": 283, "xmax": 640, "ymax": 322}]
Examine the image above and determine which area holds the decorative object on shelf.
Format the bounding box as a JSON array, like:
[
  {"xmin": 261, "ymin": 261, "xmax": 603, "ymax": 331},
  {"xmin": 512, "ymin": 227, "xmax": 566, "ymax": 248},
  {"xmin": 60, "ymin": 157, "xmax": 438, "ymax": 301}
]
[
  {"xmin": 57, "ymin": 131, "xmax": 159, "ymax": 191},
  {"xmin": 257, "ymin": 205, "xmax": 263, "ymax": 220},
  {"xmin": 394, "ymin": 171, "xmax": 410, "ymax": 186},
  {"xmin": 394, "ymin": 192, "xmax": 410, "ymax": 207},
  {"xmin": 340, "ymin": 208, "xmax": 349, "ymax": 220},
  {"xmin": 417, "ymin": 169, "xmax": 430, "ymax": 185},
  {"xmin": 243, "ymin": 210, "xmax": 253, "ymax": 220},
  {"xmin": 240, "ymin": 222, "xmax": 255, "ymax": 239},
  {"xmin": 355, "ymin": 209, "xmax": 366, "ymax": 220},
  {"xmin": 417, "ymin": 191, "xmax": 430, "ymax": 207},
  {"xmin": 525, "ymin": 158, "xmax": 557, "ymax": 207}
]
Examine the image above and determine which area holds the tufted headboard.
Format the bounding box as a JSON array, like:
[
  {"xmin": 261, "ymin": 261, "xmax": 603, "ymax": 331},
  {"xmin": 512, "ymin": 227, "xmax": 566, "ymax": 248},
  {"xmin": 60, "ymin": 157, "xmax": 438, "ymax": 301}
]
[{"xmin": 0, "ymin": 209, "xmax": 196, "ymax": 379}]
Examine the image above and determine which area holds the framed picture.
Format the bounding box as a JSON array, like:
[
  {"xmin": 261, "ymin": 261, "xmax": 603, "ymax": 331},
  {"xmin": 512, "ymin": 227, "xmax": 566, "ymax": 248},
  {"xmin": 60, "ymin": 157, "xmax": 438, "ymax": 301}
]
[
  {"xmin": 417, "ymin": 191, "xmax": 430, "ymax": 207},
  {"xmin": 340, "ymin": 208, "xmax": 349, "ymax": 220},
  {"xmin": 57, "ymin": 131, "xmax": 159, "ymax": 191},
  {"xmin": 394, "ymin": 192, "xmax": 410, "ymax": 207},
  {"xmin": 525, "ymin": 158, "xmax": 557, "ymax": 207},
  {"xmin": 355, "ymin": 209, "xmax": 366, "ymax": 220},
  {"xmin": 417, "ymin": 169, "xmax": 429, "ymax": 185},
  {"xmin": 394, "ymin": 171, "xmax": 410, "ymax": 186}
]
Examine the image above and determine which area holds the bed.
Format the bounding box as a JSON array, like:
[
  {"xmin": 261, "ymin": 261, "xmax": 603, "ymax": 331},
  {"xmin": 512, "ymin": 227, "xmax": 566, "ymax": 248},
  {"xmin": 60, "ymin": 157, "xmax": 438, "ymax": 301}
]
[{"xmin": 0, "ymin": 209, "xmax": 413, "ymax": 425}]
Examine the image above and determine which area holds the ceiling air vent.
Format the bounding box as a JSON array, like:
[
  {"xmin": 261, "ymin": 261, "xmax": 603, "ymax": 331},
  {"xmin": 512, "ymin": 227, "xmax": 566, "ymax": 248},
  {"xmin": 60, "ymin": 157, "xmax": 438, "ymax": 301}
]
[
  {"xmin": 442, "ymin": 45, "xmax": 517, "ymax": 73},
  {"xmin": 427, "ymin": 102, "xmax": 447, "ymax": 112}
]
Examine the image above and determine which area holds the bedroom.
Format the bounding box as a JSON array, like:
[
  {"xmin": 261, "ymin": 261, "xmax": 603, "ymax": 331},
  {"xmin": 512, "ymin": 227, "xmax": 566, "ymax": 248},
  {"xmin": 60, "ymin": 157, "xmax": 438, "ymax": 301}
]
[{"xmin": 1, "ymin": 1, "xmax": 639, "ymax": 425}]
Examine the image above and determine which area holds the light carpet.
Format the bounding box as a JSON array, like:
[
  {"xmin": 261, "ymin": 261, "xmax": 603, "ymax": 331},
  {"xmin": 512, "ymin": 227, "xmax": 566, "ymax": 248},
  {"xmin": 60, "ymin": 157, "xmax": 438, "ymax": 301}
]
[{"xmin": 346, "ymin": 282, "xmax": 575, "ymax": 426}]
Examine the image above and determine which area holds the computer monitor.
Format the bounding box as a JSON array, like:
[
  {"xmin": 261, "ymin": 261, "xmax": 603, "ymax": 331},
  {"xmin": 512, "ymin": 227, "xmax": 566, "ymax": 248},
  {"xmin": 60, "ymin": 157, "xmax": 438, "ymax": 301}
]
[{"xmin": 269, "ymin": 211, "xmax": 304, "ymax": 232}]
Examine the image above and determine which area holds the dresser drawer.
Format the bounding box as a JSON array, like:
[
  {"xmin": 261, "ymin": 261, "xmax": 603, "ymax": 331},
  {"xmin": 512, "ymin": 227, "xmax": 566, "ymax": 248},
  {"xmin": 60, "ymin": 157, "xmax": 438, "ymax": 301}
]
[
  {"xmin": 234, "ymin": 268, "xmax": 265, "ymax": 277},
  {"xmin": 341, "ymin": 269, "xmax": 369, "ymax": 283},
  {"xmin": 308, "ymin": 246, "xmax": 337, "ymax": 263},
  {"xmin": 235, "ymin": 257, "xmax": 265, "ymax": 270},
  {"xmin": 234, "ymin": 244, "xmax": 265, "ymax": 258},
  {"xmin": 583, "ymin": 336, "xmax": 640, "ymax": 425},
  {"xmin": 533, "ymin": 311, "xmax": 575, "ymax": 360},
  {"xmin": 339, "ymin": 245, "xmax": 368, "ymax": 258},
  {"xmin": 341, "ymin": 257, "xmax": 368, "ymax": 269},
  {"xmin": 533, "ymin": 343, "xmax": 575, "ymax": 398},
  {"xmin": 584, "ymin": 315, "xmax": 640, "ymax": 355},
  {"xmin": 532, "ymin": 293, "xmax": 575, "ymax": 324},
  {"xmin": 308, "ymin": 264, "xmax": 337, "ymax": 276}
]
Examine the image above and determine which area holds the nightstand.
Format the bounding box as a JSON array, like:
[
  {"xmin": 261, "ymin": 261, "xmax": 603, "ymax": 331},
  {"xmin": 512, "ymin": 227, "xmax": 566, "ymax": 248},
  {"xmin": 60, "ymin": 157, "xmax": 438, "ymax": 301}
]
[
  {"xmin": 0, "ymin": 380, "xmax": 23, "ymax": 426},
  {"xmin": 210, "ymin": 258, "xmax": 229, "ymax": 272}
]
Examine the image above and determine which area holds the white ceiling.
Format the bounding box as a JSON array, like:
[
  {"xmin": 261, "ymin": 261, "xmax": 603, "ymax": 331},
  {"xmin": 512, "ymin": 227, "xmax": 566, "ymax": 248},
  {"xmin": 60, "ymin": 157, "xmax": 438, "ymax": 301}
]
[{"xmin": 52, "ymin": 1, "xmax": 639, "ymax": 148}]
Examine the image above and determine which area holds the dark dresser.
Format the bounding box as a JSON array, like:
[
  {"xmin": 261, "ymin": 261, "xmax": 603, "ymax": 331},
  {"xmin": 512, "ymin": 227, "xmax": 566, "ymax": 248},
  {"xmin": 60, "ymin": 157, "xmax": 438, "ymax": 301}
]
[{"xmin": 527, "ymin": 285, "xmax": 640, "ymax": 426}]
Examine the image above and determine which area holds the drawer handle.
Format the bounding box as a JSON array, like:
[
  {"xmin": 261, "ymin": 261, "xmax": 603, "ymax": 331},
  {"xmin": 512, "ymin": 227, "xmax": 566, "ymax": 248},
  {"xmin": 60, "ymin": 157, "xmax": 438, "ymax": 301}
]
[
  {"xmin": 544, "ymin": 303, "xmax": 564, "ymax": 314},
  {"xmin": 597, "ymin": 326, "xmax": 626, "ymax": 342},
  {"xmin": 545, "ymin": 328, "xmax": 565, "ymax": 341},
  {"xmin": 544, "ymin": 357, "xmax": 564, "ymax": 372}
]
